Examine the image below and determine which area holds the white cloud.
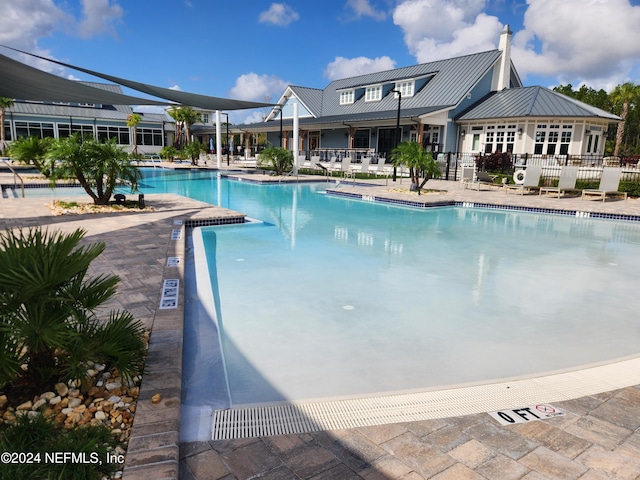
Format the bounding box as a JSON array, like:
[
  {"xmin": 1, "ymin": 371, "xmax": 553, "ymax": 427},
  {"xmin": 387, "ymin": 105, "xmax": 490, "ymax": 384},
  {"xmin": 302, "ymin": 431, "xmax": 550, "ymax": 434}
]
[
  {"xmin": 345, "ymin": 0, "xmax": 387, "ymax": 21},
  {"xmin": 512, "ymin": 0, "xmax": 640, "ymax": 88},
  {"xmin": 393, "ymin": 0, "xmax": 501, "ymax": 63},
  {"xmin": 323, "ymin": 56, "xmax": 396, "ymax": 80},
  {"xmin": 258, "ymin": 3, "xmax": 299, "ymax": 26},
  {"xmin": 77, "ymin": 0, "xmax": 124, "ymax": 39},
  {"xmin": 0, "ymin": 0, "xmax": 124, "ymax": 74},
  {"xmin": 238, "ymin": 110, "xmax": 269, "ymax": 125},
  {"xmin": 228, "ymin": 73, "xmax": 289, "ymax": 101},
  {"xmin": 169, "ymin": 85, "xmax": 182, "ymax": 91},
  {"xmin": 0, "ymin": 0, "xmax": 71, "ymax": 70}
]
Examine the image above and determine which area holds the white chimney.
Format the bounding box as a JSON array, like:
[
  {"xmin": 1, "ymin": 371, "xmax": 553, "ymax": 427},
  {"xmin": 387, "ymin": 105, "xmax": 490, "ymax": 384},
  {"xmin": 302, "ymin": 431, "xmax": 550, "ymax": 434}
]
[{"xmin": 494, "ymin": 24, "xmax": 512, "ymax": 91}]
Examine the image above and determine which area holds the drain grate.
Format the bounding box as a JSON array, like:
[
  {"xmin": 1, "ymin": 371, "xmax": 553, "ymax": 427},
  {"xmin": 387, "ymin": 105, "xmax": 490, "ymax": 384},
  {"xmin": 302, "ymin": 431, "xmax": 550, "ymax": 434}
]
[{"xmin": 212, "ymin": 356, "xmax": 640, "ymax": 440}]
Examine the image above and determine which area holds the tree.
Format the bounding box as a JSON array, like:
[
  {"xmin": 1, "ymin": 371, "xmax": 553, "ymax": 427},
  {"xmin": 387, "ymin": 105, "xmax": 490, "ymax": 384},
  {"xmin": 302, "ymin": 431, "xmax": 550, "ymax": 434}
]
[
  {"xmin": 166, "ymin": 107, "xmax": 184, "ymax": 146},
  {"xmin": 610, "ymin": 82, "xmax": 639, "ymax": 156},
  {"xmin": 0, "ymin": 97, "xmax": 14, "ymax": 155},
  {"xmin": 0, "ymin": 227, "xmax": 146, "ymax": 392},
  {"xmin": 179, "ymin": 106, "xmax": 202, "ymax": 145},
  {"xmin": 183, "ymin": 139, "xmax": 205, "ymax": 165},
  {"xmin": 47, "ymin": 134, "xmax": 141, "ymax": 205},
  {"xmin": 257, "ymin": 144, "xmax": 293, "ymax": 175},
  {"xmin": 7, "ymin": 136, "xmax": 53, "ymax": 177},
  {"xmin": 126, "ymin": 113, "xmax": 142, "ymax": 154},
  {"xmin": 167, "ymin": 106, "xmax": 202, "ymax": 146},
  {"xmin": 390, "ymin": 141, "xmax": 440, "ymax": 195}
]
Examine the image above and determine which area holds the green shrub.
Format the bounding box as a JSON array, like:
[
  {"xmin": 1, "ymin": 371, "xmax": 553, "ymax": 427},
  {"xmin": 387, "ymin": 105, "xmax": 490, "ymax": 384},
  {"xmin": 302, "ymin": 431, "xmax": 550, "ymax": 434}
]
[
  {"xmin": 257, "ymin": 145, "xmax": 293, "ymax": 175},
  {"xmin": 0, "ymin": 227, "xmax": 146, "ymax": 394},
  {"xmin": 0, "ymin": 412, "xmax": 119, "ymax": 480}
]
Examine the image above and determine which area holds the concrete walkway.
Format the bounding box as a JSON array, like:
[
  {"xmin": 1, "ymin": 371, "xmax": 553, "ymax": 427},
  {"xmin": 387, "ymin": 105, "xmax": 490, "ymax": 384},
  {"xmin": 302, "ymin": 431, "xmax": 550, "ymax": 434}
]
[{"xmin": 2, "ymin": 177, "xmax": 640, "ymax": 479}]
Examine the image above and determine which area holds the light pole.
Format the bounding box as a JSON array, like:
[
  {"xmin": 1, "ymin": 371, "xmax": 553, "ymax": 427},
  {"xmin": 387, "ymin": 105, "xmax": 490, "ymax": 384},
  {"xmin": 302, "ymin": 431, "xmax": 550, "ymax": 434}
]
[
  {"xmin": 221, "ymin": 112, "xmax": 230, "ymax": 166},
  {"xmin": 390, "ymin": 89, "xmax": 402, "ymax": 181}
]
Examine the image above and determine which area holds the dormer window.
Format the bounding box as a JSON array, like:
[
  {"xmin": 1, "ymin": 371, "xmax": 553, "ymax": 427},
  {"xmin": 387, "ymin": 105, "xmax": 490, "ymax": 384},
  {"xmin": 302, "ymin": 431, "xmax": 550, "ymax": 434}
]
[
  {"xmin": 365, "ymin": 85, "xmax": 382, "ymax": 102},
  {"xmin": 340, "ymin": 90, "xmax": 354, "ymax": 105},
  {"xmin": 395, "ymin": 80, "xmax": 414, "ymax": 97}
]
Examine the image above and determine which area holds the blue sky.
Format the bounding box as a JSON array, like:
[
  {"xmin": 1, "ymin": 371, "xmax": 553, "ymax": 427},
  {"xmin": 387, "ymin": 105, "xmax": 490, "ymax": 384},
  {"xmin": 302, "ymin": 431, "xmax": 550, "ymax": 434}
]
[{"xmin": 3, "ymin": 0, "xmax": 640, "ymax": 122}]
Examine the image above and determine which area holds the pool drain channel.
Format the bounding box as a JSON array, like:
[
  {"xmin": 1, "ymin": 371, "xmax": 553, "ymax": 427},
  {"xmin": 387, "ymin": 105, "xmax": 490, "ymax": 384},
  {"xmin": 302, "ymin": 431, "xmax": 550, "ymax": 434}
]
[{"xmin": 211, "ymin": 355, "xmax": 640, "ymax": 440}]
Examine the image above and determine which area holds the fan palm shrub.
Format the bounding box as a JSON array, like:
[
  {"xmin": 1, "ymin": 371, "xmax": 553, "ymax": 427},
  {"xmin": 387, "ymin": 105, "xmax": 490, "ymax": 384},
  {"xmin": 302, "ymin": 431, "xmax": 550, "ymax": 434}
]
[
  {"xmin": 7, "ymin": 136, "xmax": 54, "ymax": 177},
  {"xmin": 0, "ymin": 227, "xmax": 146, "ymax": 394},
  {"xmin": 47, "ymin": 134, "xmax": 141, "ymax": 205},
  {"xmin": 257, "ymin": 144, "xmax": 293, "ymax": 175},
  {"xmin": 390, "ymin": 141, "xmax": 440, "ymax": 195}
]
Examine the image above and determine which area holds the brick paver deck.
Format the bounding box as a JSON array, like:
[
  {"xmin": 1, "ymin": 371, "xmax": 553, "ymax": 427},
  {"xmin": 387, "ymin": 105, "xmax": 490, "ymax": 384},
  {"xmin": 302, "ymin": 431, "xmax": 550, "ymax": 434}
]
[{"xmin": 2, "ymin": 172, "xmax": 640, "ymax": 480}]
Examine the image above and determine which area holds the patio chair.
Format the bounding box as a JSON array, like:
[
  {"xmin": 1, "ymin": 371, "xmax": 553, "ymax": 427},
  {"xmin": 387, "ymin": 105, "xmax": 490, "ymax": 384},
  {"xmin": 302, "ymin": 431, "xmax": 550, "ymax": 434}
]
[
  {"xmin": 460, "ymin": 166, "xmax": 475, "ymax": 188},
  {"xmin": 504, "ymin": 165, "xmax": 542, "ymax": 194},
  {"xmin": 337, "ymin": 155, "xmax": 353, "ymax": 177},
  {"xmin": 581, "ymin": 167, "xmax": 627, "ymax": 202},
  {"xmin": 463, "ymin": 170, "xmax": 497, "ymax": 190},
  {"xmin": 350, "ymin": 156, "xmax": 370, "ymax": 176},
  {"xmin": 539, "ymin": 165, "xmax": 579, "ymax": 198}
]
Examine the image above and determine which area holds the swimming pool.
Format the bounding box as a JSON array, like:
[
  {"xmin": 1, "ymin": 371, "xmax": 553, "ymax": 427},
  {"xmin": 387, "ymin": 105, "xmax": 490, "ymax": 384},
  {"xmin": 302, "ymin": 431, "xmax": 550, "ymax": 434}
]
[
  {"xmin": 28, "ymin": 170, "xmax": 640, "ymax": 408},
  {"xmin": 133, "ymin": 170, "xmax": 640, "ymax": 409}
]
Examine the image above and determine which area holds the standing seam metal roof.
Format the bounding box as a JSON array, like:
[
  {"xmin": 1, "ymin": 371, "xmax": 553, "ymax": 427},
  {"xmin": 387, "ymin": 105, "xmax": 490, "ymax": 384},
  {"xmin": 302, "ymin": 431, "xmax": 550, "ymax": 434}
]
[{"xmin": 457, "ymin": 86, "xmax": 620, "ymax": 121}]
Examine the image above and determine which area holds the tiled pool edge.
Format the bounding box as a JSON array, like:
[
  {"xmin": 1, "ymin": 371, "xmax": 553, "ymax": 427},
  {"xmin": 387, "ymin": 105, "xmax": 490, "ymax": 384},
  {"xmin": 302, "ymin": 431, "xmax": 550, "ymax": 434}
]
[
  {"xmin": 326, "ymin": 188, "xmax": 640, "ymax": 222},
  {"xmin": 122, "ymin": 210, "xmax": 245, "ymax": 480}
]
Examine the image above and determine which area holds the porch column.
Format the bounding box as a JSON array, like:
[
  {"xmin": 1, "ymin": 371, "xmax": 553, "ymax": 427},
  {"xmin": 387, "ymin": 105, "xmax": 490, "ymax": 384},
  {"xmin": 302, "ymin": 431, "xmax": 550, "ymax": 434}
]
[
  {"xmin": 293, "ymin": 103, "xmax": 299, "ymax": 175},
  {"xmin": 215, "ymin": 110, "xmax": 222, "ymax": 168}
]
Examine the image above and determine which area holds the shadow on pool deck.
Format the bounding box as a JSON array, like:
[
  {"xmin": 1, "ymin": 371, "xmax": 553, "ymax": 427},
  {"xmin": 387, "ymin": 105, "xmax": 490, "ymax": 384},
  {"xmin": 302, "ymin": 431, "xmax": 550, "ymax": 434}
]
[{"xmin": 2, "ymin": 178, "xmax": 640, "ymax": 479}]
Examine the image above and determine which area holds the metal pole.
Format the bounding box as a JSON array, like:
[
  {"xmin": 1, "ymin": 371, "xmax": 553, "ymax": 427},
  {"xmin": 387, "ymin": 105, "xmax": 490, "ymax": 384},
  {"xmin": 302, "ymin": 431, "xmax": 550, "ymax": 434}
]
[
  {"xmin": 391, "ymin": 90, "xmax": 402, "ymax": 181},
  {"xmin": 226, "ymin": 114, "xmax": 230, "ymax": 166}
]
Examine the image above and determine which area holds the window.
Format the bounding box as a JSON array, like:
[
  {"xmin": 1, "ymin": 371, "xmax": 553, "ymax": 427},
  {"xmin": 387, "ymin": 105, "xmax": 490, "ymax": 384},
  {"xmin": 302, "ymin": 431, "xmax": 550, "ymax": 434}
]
[
  {"xmin": 353, "ymin": 129, "xmax": 370, "ymax": 149},
  {"xmin": 201, "ymin": 113, "xmax": 209, "ymax": 124},
  {"xmin": 14, "ymin": 121, "xmax": 54, "ymax": 139},
  {"xmin": 58, "ymin": 123, "xmax": 94, "ymax": 139},
  {"xmin": 395, "ymin": 81, "xmax": 414, "ymax": 97},
  {"xmin": 3, "ymin": 121, "xmax": 11, "ymax": 141},
  {"xmin": 137, "ymin": 127, "xmax": 163, "ymax": 146},
  {"xmin": 560, "ymin": 125, "xmax": 572, "ymax": 155},
  {"xmin": 365, "ymin": 85, "xmax": 382, "ymax": 102},
  {"xmin": 340, "ymin": 90, "xmax": 354, "ymax": 105},
  {"xmin": 97, "ymin": 125, "xmax": 130, "ymax": 145},
  {"xmin": 534, "ymin": 124, "xmax": 562, "ymax": 155},
  {"xmin": 484, "ymin": 125, "xmax": 495, "ymax": 153}
]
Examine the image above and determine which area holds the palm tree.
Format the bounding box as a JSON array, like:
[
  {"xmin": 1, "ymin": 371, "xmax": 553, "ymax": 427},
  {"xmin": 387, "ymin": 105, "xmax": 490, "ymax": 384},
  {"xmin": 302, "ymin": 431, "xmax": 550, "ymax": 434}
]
[
  {"xmin": 0, "ymin": 97, "xmax": 15, "ymax": 155},
  {"xmin": 610, "ymin": 82, "xmax": 639, "ymax": 157},
  {"xmin": 127, "ymin": 113, "xmax": 142, "ymax": 154},
  {"xmin": 390, "ymin": 141, "xmax": 440, "ymax": 195},
  {"xmin": 166, "ymin": 107, "xmax": 184, "ymax": 146},
  {"xmin": 48, "ymin": 134, "xmax": 141, "ymax": 205},
  {"xmin": 179, "ymin": 106, "xmax": 202, "ymax": 145},
  {"xmin": 7, "ymin": 136, "xmax": 53, "ymax": 176}
]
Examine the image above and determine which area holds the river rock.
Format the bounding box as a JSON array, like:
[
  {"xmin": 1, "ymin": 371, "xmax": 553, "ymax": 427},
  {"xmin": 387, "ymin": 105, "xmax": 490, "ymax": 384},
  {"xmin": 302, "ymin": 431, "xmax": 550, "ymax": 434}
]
[
  {"xmin": 54, "ymin": 382, "xmax": 68, "ymax": 397},
  {"xmin": 40, "ymin": 392, "xmax": 56, "ymax": 401},
  {"xmin": 16, "ymin": 401, "xmax": 33, "ymax": 411}
]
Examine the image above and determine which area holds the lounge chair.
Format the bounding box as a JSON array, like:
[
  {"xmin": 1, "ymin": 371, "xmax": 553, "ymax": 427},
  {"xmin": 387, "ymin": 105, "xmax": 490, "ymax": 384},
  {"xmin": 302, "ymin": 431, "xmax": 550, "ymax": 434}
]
[
  {"xmin": 349, "ymin": 156, "xmax": 370, "ymax": 176},
  {"xmin": 504, "ymin": 165, "xmax": 542, "ymax": 194},
  {"xmin": 463, "ymin": 170, "xmax": 497, "ymax": 190},
  {"xmin": 581, "ymin": 167, "xmax": 627, "ymax": 202},
  {"xmin": 539, "ymin": 165, "xmax": 579, "ymax": 198}
]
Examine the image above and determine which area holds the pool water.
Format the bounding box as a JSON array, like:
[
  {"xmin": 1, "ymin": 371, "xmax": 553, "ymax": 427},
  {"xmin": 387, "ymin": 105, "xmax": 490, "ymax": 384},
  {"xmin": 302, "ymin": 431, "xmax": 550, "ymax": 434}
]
[
  {"xmin": 32, "ymin": 170, "xmax": 640, "ymax": 406},
  {"xmin": 133, "ymin": 170, "xmax": 640, "ymax": 406}
]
